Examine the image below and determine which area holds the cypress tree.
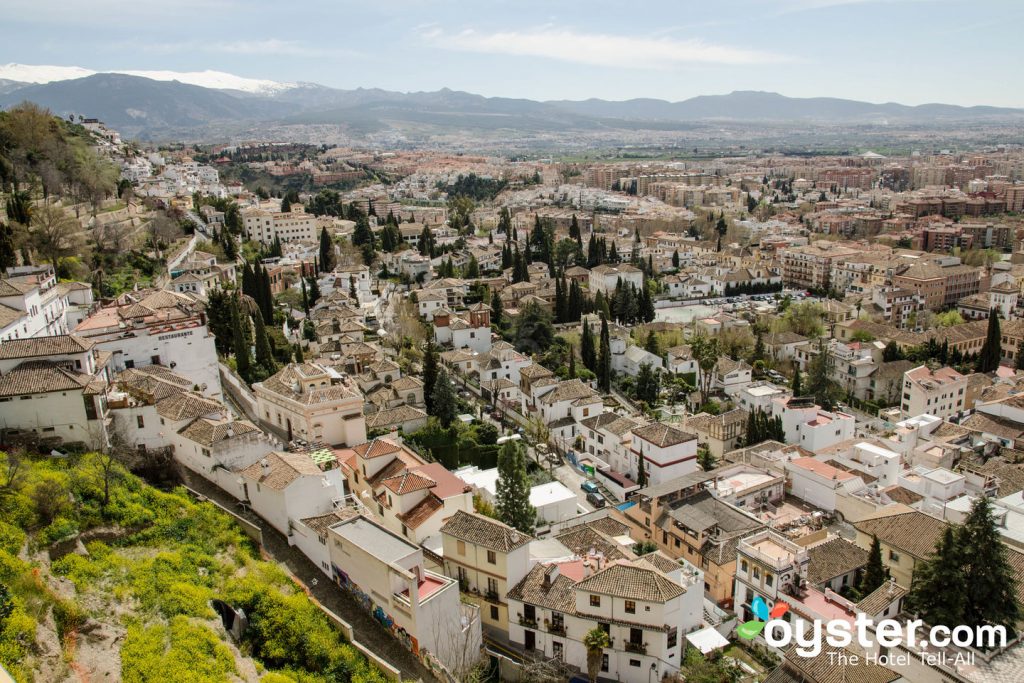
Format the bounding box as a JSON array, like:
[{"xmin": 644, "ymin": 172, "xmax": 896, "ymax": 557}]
[
  {"xmin": 496, "ymin": 440, "xmax": 536, "ymax": 534},
  {"xmin": 581, "ymin": 321, "xmax": 597, "ymax": 373},
  {"xmin": 598, "ymin": 317, "xmax": 611, "ymax": 392},
  {"xmin": 554, "ymin": 278, "xmax": 567, "ymax": 323},
  {"xmin": 253, "ymin": 309, "xmax": 277, "ymax": 376},
  {"xmin": 422, "ymin": 343, "xmax": 439, "ymax": 413},
  {"xmin": 636, "ymin": 454, "xmax": 647, "ymax": 488},
  {"xmin": 306, "ymin": 276, "xmax": 320, "ymax": 308},
  {"xmin": 568, "ymin": 347, "xmax": 576, "ymax": 379},
  {"xmin": 430, "ymin": 368, "xmax": 458, "ymax": 427},
  {"xmin": 671, "ymin": 249, "xmax": 679, "ymax": 269},
  {"xmin": 491, "ymin": 289, "xmax": 504, "ymax": 328},
  {"xmin": 301, "ymin": 278, "xmax": 309, "ymax": 316},
  {"xmin": 977, "ymin": 308, "xmax": 1002, "ymax": 373},
  {"xmin": 791, "ymin": 366, "xmax": 803, "ymax": 396},
  {"xmin": 645, "ymin": 330, "xmax": 660, "ymax": 356},
  {"xmin": 858, "ymin": 535, "xmax": 888, "ymax": 598},
  {"xmin": 293, "ymin": 343, "xmax": 304, "ymax": 363},
  {"xmin": 318, "ymin": 227, "xmax": 336, "ymax": 272},
  {"xmin": 231, "ymin": 297, "xmax": 252, "ymax": 383}
]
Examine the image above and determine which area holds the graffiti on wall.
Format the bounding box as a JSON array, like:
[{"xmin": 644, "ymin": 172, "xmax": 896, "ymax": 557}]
[{"xmin": 333, "ymin": 565, "xmax": 420, "ymax": 656}]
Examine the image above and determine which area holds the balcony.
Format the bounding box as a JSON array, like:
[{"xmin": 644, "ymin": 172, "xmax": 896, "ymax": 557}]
[
  {"xmin": 545, "ymin": 620, "xmax": 566, "ymax": 636},
  {"xmin": 484, "ymin": 589, "xmax": 500, "ymax": 603},
  {"xmin": 624, "ymin": 641, "xmax": 647, "ymax": 655},
  {"xmin": 518, "ymin": 613, "xmax": 538, "ymax": 628}
]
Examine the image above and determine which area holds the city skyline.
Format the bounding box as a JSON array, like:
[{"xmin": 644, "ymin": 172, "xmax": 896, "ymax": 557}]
[{"xmin": 2, "ymin": 0, "xmax": 1023, "ymax": 107}]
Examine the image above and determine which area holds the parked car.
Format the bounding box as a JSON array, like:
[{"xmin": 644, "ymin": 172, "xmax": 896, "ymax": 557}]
[
  {"xmin": 586, "ymin": 491, "xmax": 606, "ymax": 508},
  {"xmin": 581, "ymin": 480, "xmax": 599, "ymax": 494}
]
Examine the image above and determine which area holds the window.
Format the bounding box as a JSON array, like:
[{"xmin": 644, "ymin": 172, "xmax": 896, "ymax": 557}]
[
  {"xmin": 625, "ymin": 600, "xmax": 636, "ymax": 614},
  {"xmin": 487, "ymin": 550, "xmax": 497, "ymax": 564},
  {"xmin": 601, "ymin": 654, "xmax": 609, "ymax": 672},
  {"xmin": 740, "ymin": 560, "xmax": 748, "ymax": 573},
  {"xmin": 457, "ymin": 540, "xmax": 466, "ymax": 555},
  {"xmin": 889, "ymin": 550, "xmax": 901, "ymax": 562},
  {"xmin": 137, "ymin": 415, "xmax": 145, "ymax": 429},
  {"xmin": 590, "ymin": 595, "xmax": 601, "ymax": 607},
  {"xmin": 490, "ymin": 606, "xmax": 499, "ymax": 620},
  {"xmin": 552, "ymin": 641, "xmax": 563, "ymax": 661},
  {"xmin": 753, "ymin": 567, "xmax": 760, "ymax": 580},
  {"xmin": 629, "ymin": 659, "xmax": 641, "ymax": 667},
  {"xmin": 765, "ymin": 574, "xmax": 774, "ymax": 587},
  {"xmin": 667, "ymin": 627, "xmax": 678, "ymax": 649},
  {"xmin": 487, "ymin": 578, "xmax": 498, "ymax": 595}
]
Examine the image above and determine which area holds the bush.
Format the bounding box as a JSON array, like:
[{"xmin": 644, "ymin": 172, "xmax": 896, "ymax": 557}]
[{"xmin": 121, "ymin": 617, "xmax": 237, "ymax": 682}]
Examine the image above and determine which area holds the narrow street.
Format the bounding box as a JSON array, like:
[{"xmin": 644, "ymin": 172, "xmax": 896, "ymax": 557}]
[{"xmin": 177, "ymin": 469, "xmax": 439, "ymax": 683}]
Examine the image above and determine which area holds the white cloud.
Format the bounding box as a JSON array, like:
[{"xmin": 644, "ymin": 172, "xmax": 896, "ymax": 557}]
[{"xmin": 420, "ymin": 27, "xmax": 788, "ymax": 68}]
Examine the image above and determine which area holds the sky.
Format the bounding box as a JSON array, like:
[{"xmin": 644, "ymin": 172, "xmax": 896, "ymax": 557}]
[{"xmin": 2, "ymin": 0, "xmax": 1023, "ymax": 106}]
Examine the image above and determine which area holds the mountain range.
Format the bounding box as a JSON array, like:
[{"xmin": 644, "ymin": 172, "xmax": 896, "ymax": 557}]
[{"xmin": 1, "ymin": 63, "xmax": 1022, "ymax": 140}]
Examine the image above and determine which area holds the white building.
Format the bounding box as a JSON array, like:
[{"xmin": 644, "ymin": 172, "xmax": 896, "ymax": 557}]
[
  {"xmin": 629, "ymin": 422, "xmax": 699, "ymax": 487},
  {"xmin": 0, "ymin": 268, "xmax": 80, "ymax": 341},
  {"xmin": 432, "ymin": 306, "xmax": 492, "ymax": 354},
  {"xmin": 454, "ymin": 466, "xmax": 578, "ymax": 525},
  {"xmin": 235, "ymin": 450, "xmax": 345, "ymax": 536},
  {"xmin": 507, "ymin": 554, "xmax": 703, "ymax": 683},
  {"xmin": 326, "ymin": 514, "xmax": 482, "ymax": 674},
  {"xmin": 771, "ymin": 397, "xmax": 855, "ymax": 453},
  {"xmin": 74, "ymin": 290, "xmax": 222, "ymax": 399},
  {"xmin": 900, "ymin": 365, "xmax": 966, "ymax": 419},
  {"xmin": 785, "ymin": 457, "xmax": 867, "ymax": 512},
  {"xmin": 253, "ymin": 362, "xmax": 366, "ymax": 447},
  {"xmin": 242, "ymin": 205, "xmax": 319, "ymax": 245},
  {"xmin": 589, "ymin": 264, "xmax": 644, "ymax": 295}
]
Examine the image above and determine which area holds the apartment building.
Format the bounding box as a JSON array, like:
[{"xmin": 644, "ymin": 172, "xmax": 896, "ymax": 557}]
[
  {"xmin": 780, "ymin": 243, "xmax": 861, "ymax": 291},
  {"xmin": 506, "ymin": 556, "xmax": 703, "ymax": 683},
  {"xmin": 242, "ymin": 205, "xmax": 318, "ymax": 244},
  {"xmin": 734, "ymin": 530, "xmax": 810, "ymax": 624},
  {"xmin": 891, "ymin": 261, "xmax": 982, "ymax": 311},
  {"xmin": 900, "ymin": 365, "xmax": 966, "ymax": 419},
  {"xmin": 326, "ymin": 514, "xmax": 482, "ymax": 674},
  {"xmin": 0, "ymin": 267, "xmax": 84, "ymax": 341},
  {"xmin": 630, "ymin": 422, "xmax": 699, "ymax": 487},
  {"xmin": 441, "ymin": 510, "xmax": 533, "ymax": 634}
]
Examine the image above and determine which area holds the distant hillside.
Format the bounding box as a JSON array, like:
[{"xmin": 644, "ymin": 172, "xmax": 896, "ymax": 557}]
[
  {"xmin": 0, "ymin": 73, "xmax": 297, "ymax": 136},
  {"xmin": 2, "ymin": 69, "xmax": 1021, "ymax": 140},
  {"xmin": 547, "ymin": 90, "xmax": 1024, "ymax": 122}
]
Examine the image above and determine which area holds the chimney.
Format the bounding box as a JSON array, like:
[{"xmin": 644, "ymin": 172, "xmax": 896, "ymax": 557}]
[
  {"xmin": 260, "ymin": 458, "xmax": 271, "ymax": 477},
  {"xmin": 543, "ymin": 564, "xmax": 559, "ymax": 588}
]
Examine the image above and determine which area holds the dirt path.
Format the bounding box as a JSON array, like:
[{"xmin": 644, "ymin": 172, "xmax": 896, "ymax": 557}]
[{"xmin": 177, "ymin": 470, "xmax": 438, "ymax": 683}]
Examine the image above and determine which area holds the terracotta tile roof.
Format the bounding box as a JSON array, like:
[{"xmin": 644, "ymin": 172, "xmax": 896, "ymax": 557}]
[
  {"xmin": 575, "ymin": 561, "xmax": 684, "ymax": 603},
  {"xmin": 539, "ymin": 378, "xmax": 599, "ymax": 405},
  {"xmin": 585, "ymin": 516, "xmax": 631, "ymax": 537},
  {"xmin": 258, "ymin": 362, "xmax": 361, "ymax": 405},
  {"xmin": 637, "ymin": 550, "xmax": 680, "ymax": 574},
  {"xmin": 177, "ymin": 418, "xmax": 260, "ymax": 447},
  {"xmin": 239, "ymin": 451, "xmax": 323, "ymax": 490},
  {"xmin": 555, "ymin": 525, "xmax": 633, "ymax": 562},
  {"xmin": 806, "ymin": 537, "xmax": 869, "ymax": 587},
  {"xmin": 856, "ymin": 580, "xmax": 907, "ymax": 616},
  {"xmin": 155, "ymin": 391, "xmax": 223, "ymax": 421},
  {"xmin": 853, "ymin": 510, "xmax": 946, "ymax": 561},
  {"xmin": 506, "ymin": 563, "xmax": 577, "ymax": 614},
  {"xmin": 366, "ymin": 405, "xmax": 428, "ymax": 429},
  {"xmin": 0, "ymin": 333, "xmax": 94, "ymax": 360},
  {"xmin": 380, "ymin": 470, "xmax": 436, "ymax": 495},
  {"xmin": 440, "ymin": 510, "xmax": 533, "ymax": 552},
  {"xmin": 631, "ymin": 422, "xmax": 696, "ymax": 448},
  {"xmin": 775, "ymin": 644, "xmax": 900, "ymax": 683},
  {"xmin": 0, "ymin": 360, "xmax": 94, "ymax": 396},
  {"xmin": 353, "ymin": 438, "xmax": 404, "ymax": 460},
  {"xmin": 398, "ymin": 494, "xmax": 443, "ymax": 529},
  {"xmin": 300, "ymin": 508, "xmax": 359, "ymax": 536}
]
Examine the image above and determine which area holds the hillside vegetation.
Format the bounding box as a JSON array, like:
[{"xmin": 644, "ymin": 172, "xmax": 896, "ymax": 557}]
[{"xmin": 0, "ymin": 451, "xmax": 387, "ymax": 683}]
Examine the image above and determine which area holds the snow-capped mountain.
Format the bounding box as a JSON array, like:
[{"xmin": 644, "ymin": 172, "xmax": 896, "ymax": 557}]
[{"xmin": 0, "ymin": 63, "xmax": 295, "ymax": 95}]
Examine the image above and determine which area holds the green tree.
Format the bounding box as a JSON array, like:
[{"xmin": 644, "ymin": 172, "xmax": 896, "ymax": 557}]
[
  {"xmin": 806, "ymin": 338, "xmax": 842, "ymax": 409},
  {"xmin": 644, "ymin": 329, "xmax": 660, "ymax": 356},
  {"xmin": 858, "ymin": 534, "xmax": 888, "ymax": 598},
  {"xmin": 253, "ymin": 310, "xmax": 277, "ymax": 377},
  {"xmin": 690, "ymin": 335, "xmax": 720, "ymax": 406},
  {"xmin": 882, "ymin": 341, "xmax": 902, "ymax": 363},
  {"xmin": 495, "ymin": 441, "xmax": 536, "ymax": 534},
  {"xmin": 671, "ymin": 249, "xmax": 679, "ymax": 268},
  {"xmin": 697, "ymin": 444, "xmax": 716, "ymax": 472},
  {"xmin": 598, "ymin": 317, "xmax": 612, "ymax": 392},
  {"xmin": 583, "ymin": 628, "xmax": 611, "ymax": 683},
  {"xmin": 907, "ymin": 526, "xmax": 967, "ymax": 628},
  {"xmin": 581, "ymin": 321, "xmax": 597, "ymax": 373},
  {"xmin": 430, "ymin": 368, "xmax": 458, "ymax": 427},
  {"xmin": 512, "ymin": 301, "xmax": 554, "ymax": 355},
  {"xmin": 791, "ymin": 366, "xmax": 803, "ymax": 395},
  {"xmin": 977, "ymin": 308, "xmax": 1002, "ymax": 373},
  {"xmin": 959, "ymin": 497, "xmax": 1020, "ymax": 630},
  {"xmin": 490, "ymin": 289, "xmax": 504, "ymax": 328},
  {"xmin": 422, "ymin": 343, "xmax": 439, "ymax": 414},
  {"xmin": 318, "ymin": 227, "xmax": 336, "ymax": 272},
  {"xmin": 0, "ymin": 221, "xmax": 15, "ymax": 272},
  {"xmin": 231, "ymin": 297, "xmax": 252, "ymax": 383},
  {"xmin": 636, "ymin": 454, "xmax": 647, "ymax": 488}
]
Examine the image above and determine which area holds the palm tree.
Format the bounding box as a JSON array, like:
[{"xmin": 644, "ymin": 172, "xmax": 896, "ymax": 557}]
[{"xmin": 584, "ymin": 627, "xmax": 611, "ymax": 683}]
